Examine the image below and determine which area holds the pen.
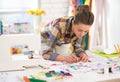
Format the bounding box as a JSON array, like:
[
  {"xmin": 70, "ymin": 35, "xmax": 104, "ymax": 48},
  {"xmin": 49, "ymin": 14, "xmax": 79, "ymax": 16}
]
[
  {"xmin": 29, "ymin": 78, "xmax": 47, "ymax": 82},
  {"xmin": 38, "ymin": 65, "xmax": 49, "ymax": 69},
  {"xmin": 23, "ymin": 65, "xmax": 38, "ymax": 69}
]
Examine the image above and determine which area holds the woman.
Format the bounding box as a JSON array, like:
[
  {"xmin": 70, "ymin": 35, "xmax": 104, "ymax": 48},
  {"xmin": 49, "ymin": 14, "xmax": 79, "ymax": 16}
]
[{"xmin": 41, "ymin": 5, "xmax": 94, "ymax": 63}]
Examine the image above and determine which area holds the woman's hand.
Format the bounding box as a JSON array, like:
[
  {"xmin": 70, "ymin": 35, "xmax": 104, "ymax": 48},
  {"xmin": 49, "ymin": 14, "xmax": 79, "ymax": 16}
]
[
  {"xmin": 65, "ymin": 54, "xmax": 79, "ymax": 63},
  {"xmin": 55, "ymin": 54, "xmax": 79, "ymax": 63},
  {"xmin": 78, "ymin": 51, "xmax": 90, "ymax": 62}
]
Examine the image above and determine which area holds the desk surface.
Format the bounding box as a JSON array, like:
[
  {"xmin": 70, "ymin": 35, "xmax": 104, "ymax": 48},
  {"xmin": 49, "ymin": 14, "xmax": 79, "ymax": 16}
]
[
  {"xmin": 0, "ymin": 53, "xmax": 120, "ymax": 82},
  {"xmin": 0, "ymin": 66, "xmax": 120, "ymax": 82}
]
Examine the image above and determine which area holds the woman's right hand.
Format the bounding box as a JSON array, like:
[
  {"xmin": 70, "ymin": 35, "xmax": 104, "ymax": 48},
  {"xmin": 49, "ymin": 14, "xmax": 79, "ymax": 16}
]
[{"xmin": 65, "ymin": 54, "xmax": 79, "ymax": 63}]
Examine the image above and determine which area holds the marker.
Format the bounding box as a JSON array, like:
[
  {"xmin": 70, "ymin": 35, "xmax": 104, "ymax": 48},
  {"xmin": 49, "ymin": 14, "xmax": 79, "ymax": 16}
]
[
  {"xmin": 29, "ymin": 78, "xmax": 46, "ymax": 82},
  {"xmin": 54, "ymin": 75, "xmax": 63, "ymax": 80},
  {"xmin": 109, "ymin": 67, "xmax": 112, "ymax": 73},
  {"xmin": 23, "ymin": 76, "xmax": 30, "ymax": 82},
  {"xmin": 70, "ymin": 66, "xmax": 77, "ymax": 70}
]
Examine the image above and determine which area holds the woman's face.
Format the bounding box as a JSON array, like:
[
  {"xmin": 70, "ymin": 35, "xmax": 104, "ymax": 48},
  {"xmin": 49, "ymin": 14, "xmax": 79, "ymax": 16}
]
[{"xmin": 72, "ymin": 21, "xmax": 91, "ymax": 38}]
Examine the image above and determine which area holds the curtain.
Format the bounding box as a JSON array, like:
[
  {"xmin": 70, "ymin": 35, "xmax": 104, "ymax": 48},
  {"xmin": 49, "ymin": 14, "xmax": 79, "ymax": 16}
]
[{"xmin": 89, "ymin": 0, "xmax": 104, "ymax": 50}]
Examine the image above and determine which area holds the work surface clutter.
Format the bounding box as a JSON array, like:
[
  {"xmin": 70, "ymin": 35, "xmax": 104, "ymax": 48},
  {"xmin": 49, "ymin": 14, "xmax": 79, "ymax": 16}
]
[{"xmin": 1, "ymin": 52, "xmax": 120, "ymax": 82}]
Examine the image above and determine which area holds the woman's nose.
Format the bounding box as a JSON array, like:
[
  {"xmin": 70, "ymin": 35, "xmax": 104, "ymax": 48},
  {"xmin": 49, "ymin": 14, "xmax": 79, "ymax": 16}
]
[{"xmin": 80, "ymin": 32, "xmax": 85, "ymax": 37}]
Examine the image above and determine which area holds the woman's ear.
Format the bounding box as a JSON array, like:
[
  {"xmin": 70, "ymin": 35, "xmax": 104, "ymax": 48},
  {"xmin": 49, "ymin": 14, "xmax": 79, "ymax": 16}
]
[
  {"xmin": 72, "ymin": 20, "xmax": 75, "ymax": 32},
  {"xmin": 72, "ymin": 19, "xmax": 75, "ymax": 26}
]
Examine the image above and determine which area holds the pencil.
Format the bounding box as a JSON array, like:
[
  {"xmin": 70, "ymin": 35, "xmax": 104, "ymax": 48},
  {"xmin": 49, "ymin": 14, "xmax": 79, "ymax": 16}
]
[
  {"xmin": 117, "ymin": 44, "xmax": 120, "ymax": 57},
  {"xmin": 114, "ymin": 44, "xmax": 120, "ymax": 57},
  {"xmin": 117, "ymin": 44, "xmax": 120, "ymax": 52},
  {"xmin": 114, "ymin": 44, "xmax": 119, "ymax": 53}
]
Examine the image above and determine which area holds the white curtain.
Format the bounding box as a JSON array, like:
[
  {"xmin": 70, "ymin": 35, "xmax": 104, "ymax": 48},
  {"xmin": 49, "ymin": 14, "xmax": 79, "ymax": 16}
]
[{"xmin": 89, "ymin": 0, "xmax": 105, "ymax": 50}]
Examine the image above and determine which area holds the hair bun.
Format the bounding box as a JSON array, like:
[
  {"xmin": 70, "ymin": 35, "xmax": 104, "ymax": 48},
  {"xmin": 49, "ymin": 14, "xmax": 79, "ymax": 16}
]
[
  {"xmin": 76, "ymin": 5, "xmax": 89, "ymax": 12},
  {"xmin": 74, "ymin": 5, "xmax": 94, "ymax": 25}
]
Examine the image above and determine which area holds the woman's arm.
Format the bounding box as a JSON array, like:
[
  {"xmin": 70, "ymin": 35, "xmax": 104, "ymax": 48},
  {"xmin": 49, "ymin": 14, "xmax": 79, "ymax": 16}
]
[{"xmin": 74, "ymin": 36, "xmax": 90, "ymax": 62}]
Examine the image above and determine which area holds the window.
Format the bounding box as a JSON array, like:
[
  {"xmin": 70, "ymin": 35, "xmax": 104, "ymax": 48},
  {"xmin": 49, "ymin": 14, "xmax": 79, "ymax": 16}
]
[
  {"xmin": 0, "ymin": 0, "xmax": 39, "ymax": 34},
  {"xmin": 0, "ymin": 0, "xmax": 69, "ymax": 34}
]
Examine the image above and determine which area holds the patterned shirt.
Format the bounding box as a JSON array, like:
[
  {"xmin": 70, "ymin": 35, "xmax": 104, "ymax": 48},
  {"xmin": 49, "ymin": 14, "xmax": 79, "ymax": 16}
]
[{"xmin": 41, "ymin": 16, "xmax": 88, "ymax": 60}]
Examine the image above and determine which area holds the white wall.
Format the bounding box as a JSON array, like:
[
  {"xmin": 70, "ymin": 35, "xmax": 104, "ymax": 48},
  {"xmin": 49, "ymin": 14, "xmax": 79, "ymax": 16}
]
[
  {"xmin": 0, "ymin": 34, "xmax": 41, "ymax": 52},
  {"xmin": 40, "ymin": 0, "xmax": 69, "ymax": 23}
]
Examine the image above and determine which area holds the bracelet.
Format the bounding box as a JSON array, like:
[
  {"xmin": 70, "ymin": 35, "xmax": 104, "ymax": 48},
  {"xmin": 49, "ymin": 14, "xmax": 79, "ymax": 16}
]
[{"xmin": 75, "ymin": 50, "xmax": 85, "ymax": 57}]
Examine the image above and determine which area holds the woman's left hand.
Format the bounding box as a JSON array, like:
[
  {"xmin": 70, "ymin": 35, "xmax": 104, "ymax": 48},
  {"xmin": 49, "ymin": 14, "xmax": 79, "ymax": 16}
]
[{"xmin": 78, "ymin": 51, "xmax": 90, "ymax": 62}]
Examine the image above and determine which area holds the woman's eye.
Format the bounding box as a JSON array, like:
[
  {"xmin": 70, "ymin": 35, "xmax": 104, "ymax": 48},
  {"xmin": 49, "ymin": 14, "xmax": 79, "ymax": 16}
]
[
  {"xmin": 84, "ymin": 31, "xmax": 88, "ymax": 33},
  {"xmin": 78, "ymin": 29, "xmax": 82, "ymax": 32}
]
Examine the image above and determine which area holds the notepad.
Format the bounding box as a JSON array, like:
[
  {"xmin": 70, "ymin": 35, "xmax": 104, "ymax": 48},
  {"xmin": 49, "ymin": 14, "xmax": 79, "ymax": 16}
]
[
  {"xmin": 93, "ymin": 50, "xmax": 118, "ymax": 59},
  {"xmin": 0, "ymin": 72, "xmax": 24, "ymax": 82}
]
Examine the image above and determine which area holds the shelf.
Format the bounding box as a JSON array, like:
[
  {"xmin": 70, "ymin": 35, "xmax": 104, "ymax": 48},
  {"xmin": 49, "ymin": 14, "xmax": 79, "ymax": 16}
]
[{"xmin": 0, "ymin": 9, "xmax": 27, "ymax": 14}]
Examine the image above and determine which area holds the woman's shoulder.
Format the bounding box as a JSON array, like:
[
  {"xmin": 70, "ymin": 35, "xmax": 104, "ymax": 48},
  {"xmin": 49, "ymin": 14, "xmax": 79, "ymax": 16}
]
[
  {"xmin": 59, "ymin": 16, "xmax": 74, "ymax": 22},
  {"xmin": 55, "ymin": 16, "xmax": 69, "ymax": 22}
]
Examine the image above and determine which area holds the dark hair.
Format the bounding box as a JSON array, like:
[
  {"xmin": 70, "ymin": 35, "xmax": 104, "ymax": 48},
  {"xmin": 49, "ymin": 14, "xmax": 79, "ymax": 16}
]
[{"xmin": 74, "ymin": 5, "xmax": 94, "ymax": 25}]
